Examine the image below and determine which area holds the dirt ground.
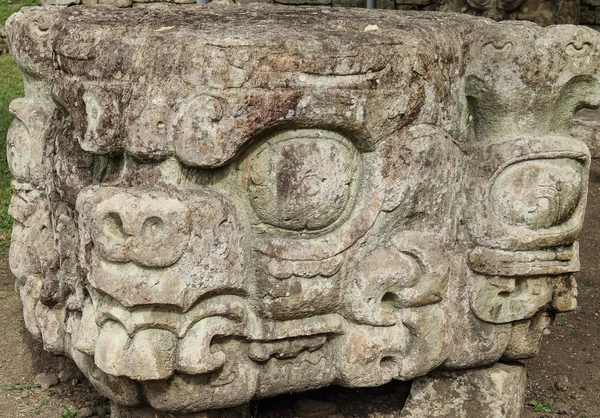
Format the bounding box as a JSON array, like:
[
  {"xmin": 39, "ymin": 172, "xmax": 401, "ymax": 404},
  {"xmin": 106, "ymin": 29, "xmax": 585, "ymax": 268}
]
[{"xmin": 1, "ymin": 160, "xmax": 600, "ymax": 418}]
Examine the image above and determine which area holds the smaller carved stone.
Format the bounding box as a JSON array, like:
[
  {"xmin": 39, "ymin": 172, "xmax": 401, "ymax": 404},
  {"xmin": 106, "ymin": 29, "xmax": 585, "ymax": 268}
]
[{"xmin": 401, "ymin": 363, "xmax": 527, "ymax": 418}]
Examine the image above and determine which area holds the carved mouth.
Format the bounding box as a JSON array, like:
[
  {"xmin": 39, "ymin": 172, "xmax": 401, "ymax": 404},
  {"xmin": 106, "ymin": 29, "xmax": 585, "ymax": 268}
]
[
  {"xmin": 90, "ymin": 290, "xmax": 246, "ymax": 337},
  {"xmin": 467, "ymin": 242, "xmax": 579, "ymax": 276},
  {"xmin": 72, "ymin": 291, "xmax": 343, "ymax": 382},
  {"xmin": 265, "ymin": 254, "xmax": 344, "ymax": 279}
]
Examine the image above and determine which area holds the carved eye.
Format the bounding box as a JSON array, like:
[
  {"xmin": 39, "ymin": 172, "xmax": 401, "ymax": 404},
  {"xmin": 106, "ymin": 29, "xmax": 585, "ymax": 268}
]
[
  {"xmin": 244, "ymin": 131, "xmax": 358, "ymax": 231},
  {"xmin": 490, "ymin": 158, "xmax": 583, "ymax": 230},
  {"xmin": 466, "ymin": 0, "xmax": 494, "ymax": 10}
]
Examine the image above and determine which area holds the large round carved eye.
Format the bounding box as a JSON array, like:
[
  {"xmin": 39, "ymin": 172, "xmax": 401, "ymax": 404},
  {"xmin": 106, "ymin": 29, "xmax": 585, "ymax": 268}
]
[
  {"xmin": 490, "ymin": 158, "xmax": 583, "ymax": 230},
  {"xmin": 243, "ymin": 130, "xmax": 358, "ymax": 231},
  {"xmin": 466, "ymin": 0, "xmax": 495, "ymax": 10}
]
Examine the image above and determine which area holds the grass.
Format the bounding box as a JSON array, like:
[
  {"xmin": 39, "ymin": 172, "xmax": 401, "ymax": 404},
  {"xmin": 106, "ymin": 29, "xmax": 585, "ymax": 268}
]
[
  {"xmin": 32, "ymin": 397, "xmax": 49, "ymax": 415},
  {"xmin": 3, "ymin": 382, "xmax": 41, "ymax": 391},
  {"xmin": 0, "ymin": 0, "xmax": 39, "ymax": 28},
  {"xmin": 529, "ymin": 400, "xmax": 552, "ymax": 413},
  {"xmin": 60, "ymin": 406, "xmax": 78, "ymax": 418}
]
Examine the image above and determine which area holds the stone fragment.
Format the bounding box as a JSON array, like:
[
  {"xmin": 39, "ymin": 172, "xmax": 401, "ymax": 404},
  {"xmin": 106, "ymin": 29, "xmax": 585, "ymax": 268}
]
[
  {"xmin": 555, "ymin": 375, "xmax": 569, "ymax": 391},
  {"xmin": 76, "ymin": 407, "xmax": 94, "ymax": 417},
  {"xmin": 400, "ymin": 363, "xmax": 526, "ymax": 418},
  {"xmin": 34, "ymin": 373, "xmax": 59, "ymax": 390}
]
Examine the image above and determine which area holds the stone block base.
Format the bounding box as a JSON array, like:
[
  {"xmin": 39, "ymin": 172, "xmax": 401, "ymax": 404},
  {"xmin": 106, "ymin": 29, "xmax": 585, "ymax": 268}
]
[
  {"xmin": 111, "ymin": 404, "xmax": 250, "ymax": 418},
  {"xmin": 401, "ymin": 363, "xmax": 526, "ymax": 418}
]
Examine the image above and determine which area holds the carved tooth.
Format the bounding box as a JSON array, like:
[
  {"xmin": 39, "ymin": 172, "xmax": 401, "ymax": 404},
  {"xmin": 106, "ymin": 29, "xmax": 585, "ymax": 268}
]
[
  {"xmin": 96, "ymin": 323, "xmax": 177, "ymax": 381},
  {"xmin": 126, "ymin": 329, "xmax": 176, "ymax": 381},
  {"xmin": 177, "ymin": 317, "xmax": 243, "ymax": 375},
  {"xmin": 267, "ymin": 258, "xmax": 294, "ymax": 279},
  {"xmin": 35, "ymin": 302, "xmax": 66, "ymax": 354},
  {"xmin": 73, "ymin": 299, "xmax": 99, "ymax": 356},
  {"xmin": 503, "ymin": 313, "xmax": 552, "ymax": 360},
  {"xmin": 319, "ymin": 255, "xmax": 344, "ymax": 277},
  {"xmin": 95, "ymin": 321, "xmax": 130, "ymax": 377},
  {"xmin": 551, "ymin": 276, "xmax": 578, "ymax": 312},
  {"xmin": 19, "ymin": 276, "xmax": 42, "ymax": 340},
  {"xmin": 292, "ymin": 260, "xmax": 321, "ymax": 278}
]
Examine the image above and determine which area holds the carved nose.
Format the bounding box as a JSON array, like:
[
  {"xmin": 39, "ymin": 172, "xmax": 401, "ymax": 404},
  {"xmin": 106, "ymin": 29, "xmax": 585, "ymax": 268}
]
[
  {"xmin": 79, "ymin": 186, "xmax": 244, "ymax": 309},
  {"xmin": 91, "ymin": 193, "xmax": 190, "ymax": 268}
]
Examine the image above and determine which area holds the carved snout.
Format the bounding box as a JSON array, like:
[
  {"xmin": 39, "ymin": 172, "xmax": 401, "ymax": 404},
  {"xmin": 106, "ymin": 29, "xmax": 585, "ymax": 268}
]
[
  {"xmin": 91, "ymin": 193, "xmax": 190, "ymax": 268},
  {"xmin": 78, "ymin": 187, "xmax": 245, "ymax": 309}
]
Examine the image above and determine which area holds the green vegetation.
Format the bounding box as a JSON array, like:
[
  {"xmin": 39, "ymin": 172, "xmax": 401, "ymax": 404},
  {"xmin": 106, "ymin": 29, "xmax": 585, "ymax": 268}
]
[
  {"xmin": 529, "ymin": 400, "xmax": 552, "ymax": 413},
  {"xmin": 3, "ymin": 382, "xmax": 41, "ymax": 391},
  {"xmin": 0, "ymin": 0, "xmax": 38, "ymax": 28},
  {"xmin": 32, "ymin": 397, "xmax": 49, "ymax": 415},
  {"xmin": 61, "ymin": 406, "xmax": 78, "ymax": 418}
]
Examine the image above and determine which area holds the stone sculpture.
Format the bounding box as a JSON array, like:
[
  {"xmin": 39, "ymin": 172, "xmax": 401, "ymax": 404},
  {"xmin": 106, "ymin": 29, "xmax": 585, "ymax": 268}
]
[
  {"xmin": 6, "ymin": 4, "xmax": 600, "ymax": 417},
  {"xmin": 441, "ymin": 0, "xmax": 579, "ymax": 26},
  {"xmin": 36, "ymin": 0, "xmax": 582, "ymax": 27}
]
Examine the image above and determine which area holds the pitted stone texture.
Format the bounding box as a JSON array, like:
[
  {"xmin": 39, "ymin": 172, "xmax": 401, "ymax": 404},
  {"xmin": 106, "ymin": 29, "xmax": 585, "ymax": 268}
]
[
  {"xmin": 442, "ymin": 0, "xmax": 579, "ymax": 26},
  {"xmin": 400, "ymin": 363, "xmax": 527, "ymax": 418},
  {"xmin": 573, "ymin": 108, "xmax": 600, "ymax": 157},
  {"xmin": 6, "ymin": 5, "xmax": 600, "ymax": 417},
  {"xmin": 32, "ymin": 0, "xmax": 582, "ymax": 27}
]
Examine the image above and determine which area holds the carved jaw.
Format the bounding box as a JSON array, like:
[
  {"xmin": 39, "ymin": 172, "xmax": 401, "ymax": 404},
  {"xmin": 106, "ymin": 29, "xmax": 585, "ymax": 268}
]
[
  {"xmin": 72, "ymin": 291, "xmax": 248, "ymax": 381},
  {"xmin": 467, "ymin": 243, "xmax": 579, "ymax": 322}
]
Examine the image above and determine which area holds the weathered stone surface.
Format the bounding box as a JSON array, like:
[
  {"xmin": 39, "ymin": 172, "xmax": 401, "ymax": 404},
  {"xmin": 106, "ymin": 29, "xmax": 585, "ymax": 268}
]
[
  {"xmin": 442, "ymin": 0, "xmax": 580, "ymax": 25},
  {"xmin": 401, "ymin": 363, "xmax": 527, "ymax": 418},
  {"xmin": 6, "ymin": 4, "xmax": 599, "ymax": 416},
  {"xmin": 573, "ymin": 108, "xmax": 600, "ymax": 157},
  {"xmin": 25, "ymin": 0, "xmax": 589, "ymax": 24}
]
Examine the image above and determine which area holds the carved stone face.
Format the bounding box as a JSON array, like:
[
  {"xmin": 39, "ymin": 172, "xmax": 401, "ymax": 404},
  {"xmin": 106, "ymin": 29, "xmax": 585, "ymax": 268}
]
[
  {"xmin": 6, "ymin": 5, "xmax": 600, "ymax": 414},
  {"xmin": 442, "ymin": 0, "xmax": 578, "ymax": 27}
]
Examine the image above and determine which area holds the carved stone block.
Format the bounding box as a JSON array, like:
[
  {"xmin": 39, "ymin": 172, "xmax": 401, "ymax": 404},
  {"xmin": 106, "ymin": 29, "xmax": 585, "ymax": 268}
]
[
  {"xmin": 6, "ymin": 5, "xmax": 600, "ymax": 416},
  {"xmin": 442, "ymin": 0, "xmax": 580, "ymax": 25}
]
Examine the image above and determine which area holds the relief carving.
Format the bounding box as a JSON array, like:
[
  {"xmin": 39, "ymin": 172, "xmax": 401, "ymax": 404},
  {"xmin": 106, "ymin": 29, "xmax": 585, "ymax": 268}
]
[{"xmin": 5, "ymin": 5, "xmax": 600, "ymax": 417}]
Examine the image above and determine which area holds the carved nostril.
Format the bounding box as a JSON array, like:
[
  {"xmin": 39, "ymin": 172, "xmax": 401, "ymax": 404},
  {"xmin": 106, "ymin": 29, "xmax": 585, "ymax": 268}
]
[
  {"xmin": 141, "ymin": 216, "xmax": 164, "ymax": 240},
  {"xmin": 129, "ymin": 210, "xmax": 190, "ymax": 269},
  {"xmin": 103, "ymin": 212, "xmax": 129, "ymax": 242},
  {"xmin": 92, "ymin": 212, "xmax": 131, "ymax": 263}
]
